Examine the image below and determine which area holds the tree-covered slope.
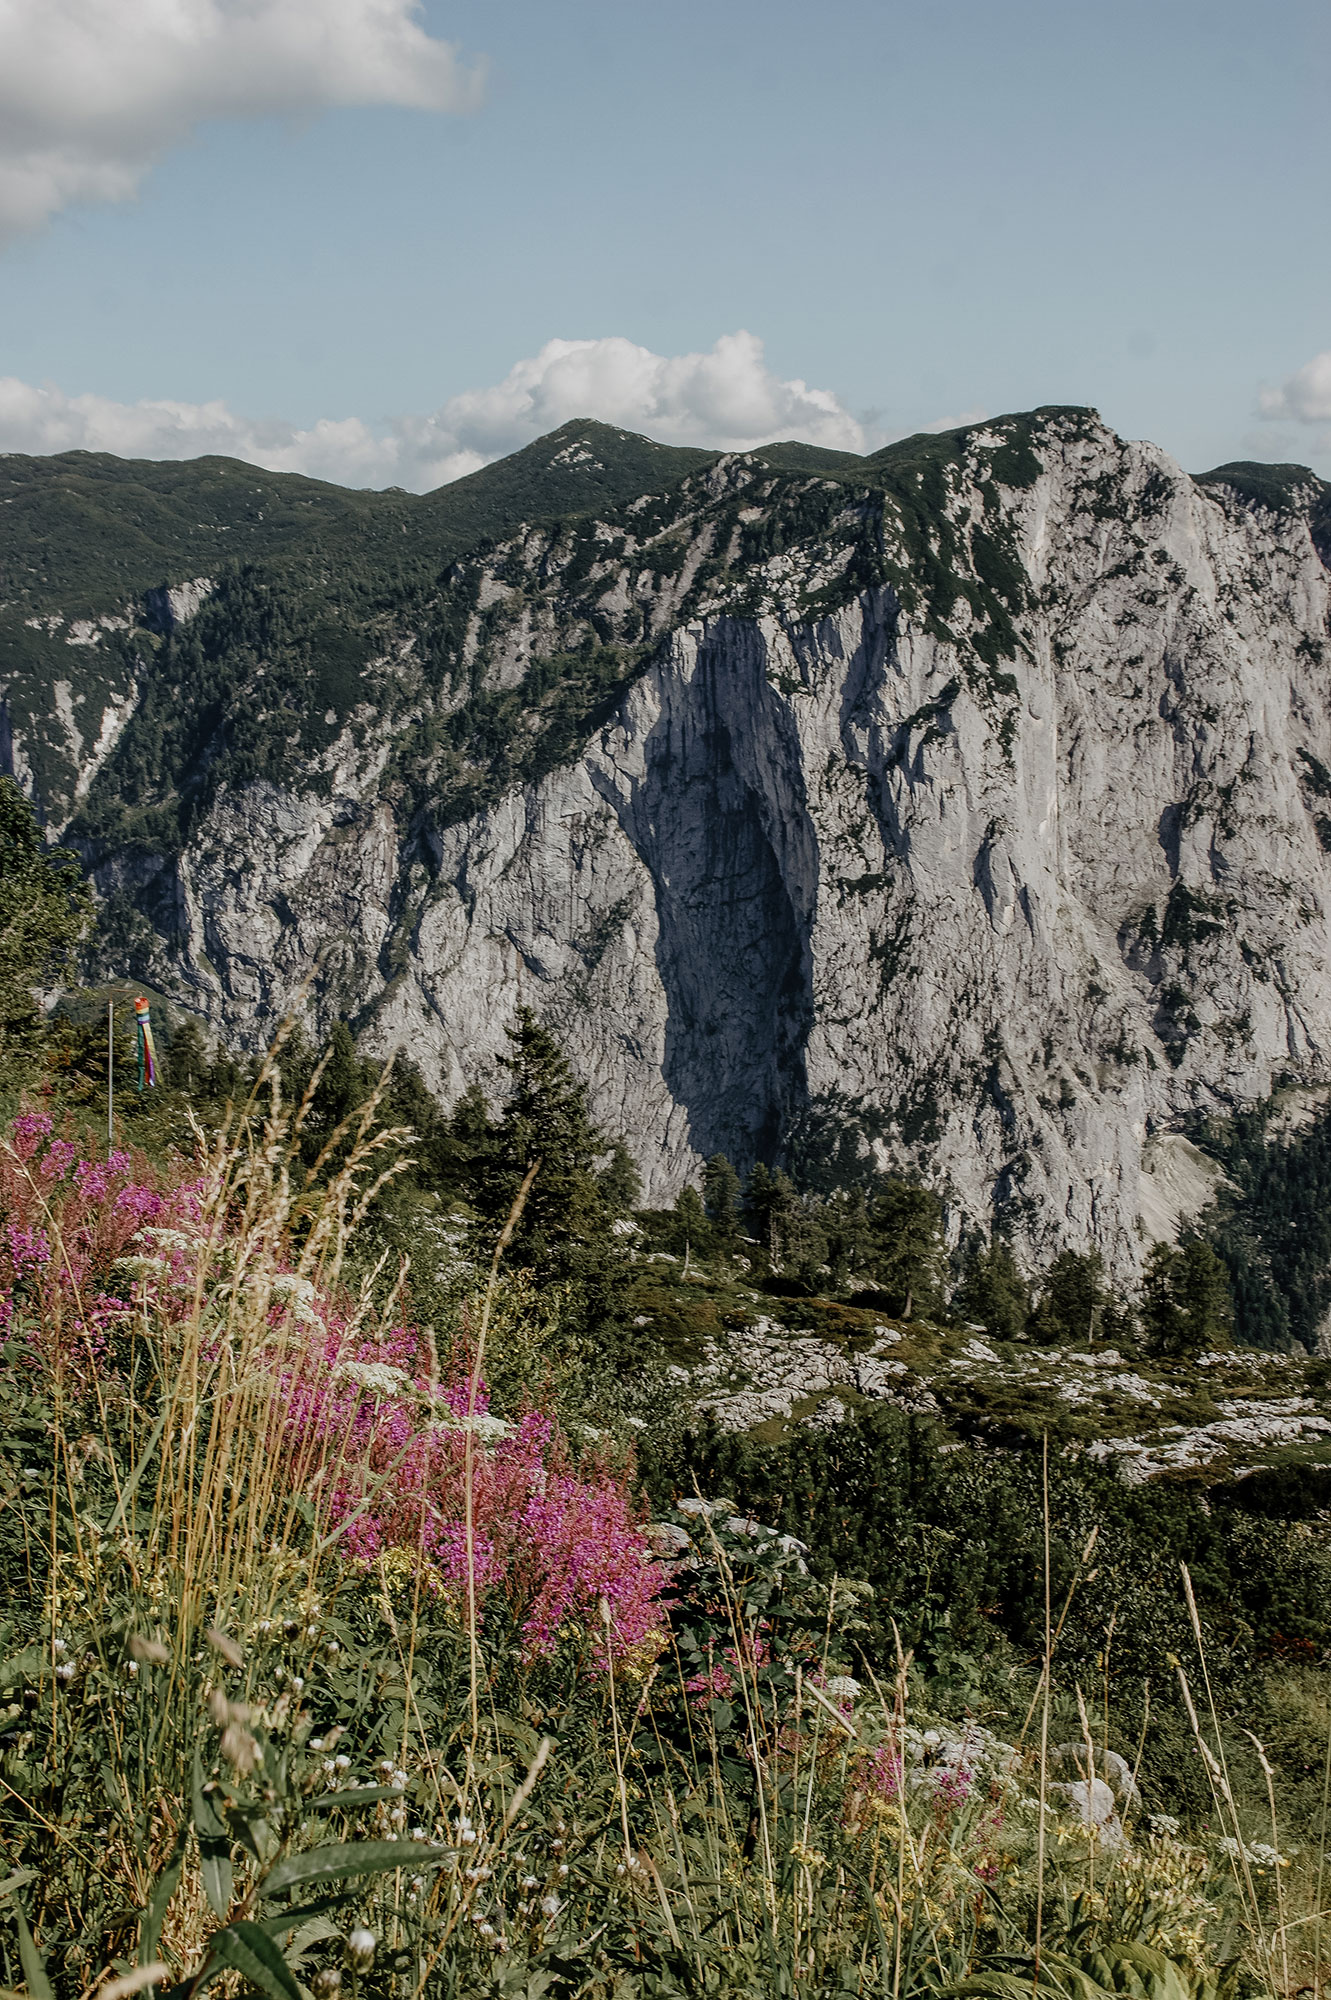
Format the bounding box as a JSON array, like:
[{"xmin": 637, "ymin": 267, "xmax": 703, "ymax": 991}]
[{"xmin": 0, "ymin": 421, "xmax": 720, "ymax": 617}]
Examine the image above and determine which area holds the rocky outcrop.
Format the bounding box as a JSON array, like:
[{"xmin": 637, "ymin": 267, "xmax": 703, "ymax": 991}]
[{"xmin": 6, "ymin": 410, "xmax": 1331, "ymax": 1276}]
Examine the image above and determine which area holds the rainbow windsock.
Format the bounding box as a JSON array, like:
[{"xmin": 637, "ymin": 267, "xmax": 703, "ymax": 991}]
[{"xmin": 134, "ymin": 996, "xmax": 158, "ymax": 1090}]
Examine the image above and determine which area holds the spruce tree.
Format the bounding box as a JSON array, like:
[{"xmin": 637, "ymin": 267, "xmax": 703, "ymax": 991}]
[
  {"xmin": 1029, "ymin": 1249, "xmax": 1115, "ymax": 1345},
  {"xmin": 449, "ymin": 1082, "xmax": 493, "ymax": 1153},
  {"xmin": 475, "ymin": 1008, "xmax": 624, "ymax": 1341},
  {"xmin": 742, "ymin": 1166, "xmax": 827, "ymax": 1281},
  {"xmin": 743, "ymin": 1163, "xmax": 778, "ymax": 1251},
  {"xmin": 773, "ymin": 1177, "xmax": 829, "ymax": 1286},
  {"xmin": 599, "ymin": 1141, "xmax": 643, "ymax": 1216},
  {"xmin": 671, "ymin": 1185, "xmax": 710, "ymax": 1271},
  {"xmin": 312, "ymin": 1021, "xmax": 367, "ymax": 1137},
  {"xmin": 1142, "ymin": 1238, "xmax": 1233, "ymax": 1355},
  {"xmin": 702, "ymin": 1154, "xmax": 742, "ymax": 1246},
  {"xmin": 274, "ymin": 1022, "xmax": 316, "ymax": 1107},
  {"xmin": 824, "ymin": 1187, "xmax": 875, "ymax": 1291},
  {"xmin": 164, "ymin": 1020, "xmax": 210, "ymax": 1093},
  {"xmin": 953, "ymin": 1237, "xmax": 1029, "ymax": 1340},
  {"xmin": 867, "ymin": 1181, "xmax": 946, "ymax": 1319}
]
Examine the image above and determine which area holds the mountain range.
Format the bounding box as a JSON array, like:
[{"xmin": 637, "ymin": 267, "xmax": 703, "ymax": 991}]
[{"xmin": 3, "ymin": 407, "xmax": 1330, "ymax": 1278}]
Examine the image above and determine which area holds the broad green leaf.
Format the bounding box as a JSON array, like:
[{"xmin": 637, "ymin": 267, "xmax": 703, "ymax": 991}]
[
  {"xmin": 191, "ymin": 1753, "xmax": 227, "ymax": 1839},
  {"xmin": 264, "ymin": 1840, "xmax": 448, "ymax": 1899},
  {"xmin": 223, "ymin": 1803, "xmax": 272, "ymax": 1866},
  {"xmin": 207, "ymin": 1921, "xmax": 302, "ymax": 2000},
  {"xmin": 192, "ymin": 1751, "xmax": 232, "ymax": 1920},
  {"xmin": 198, "ymin": 1832, "xmax": 233, "ymax": 1919},
  {"xmin": 14, "ymin": 1902, "xmax": 54, "ymax": 2000},
  {"xmin": 0, "ymin": 1649, "xmax": 48, "ymax": 1688}
]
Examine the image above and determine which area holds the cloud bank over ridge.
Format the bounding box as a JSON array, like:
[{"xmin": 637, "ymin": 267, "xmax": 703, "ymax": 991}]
[
  {"xmin": 0, "ymin": 0, "xmax": 481, "ymax": 242},
  {"xmin": 0, "ymin": 332, "xmax": 881, "ymax": 491}
]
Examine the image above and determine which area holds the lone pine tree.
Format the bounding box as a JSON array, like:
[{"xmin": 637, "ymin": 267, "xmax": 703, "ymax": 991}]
[{"xmin": 475, "ymin": 1007, "xmax": 628, "ymax": 1346}]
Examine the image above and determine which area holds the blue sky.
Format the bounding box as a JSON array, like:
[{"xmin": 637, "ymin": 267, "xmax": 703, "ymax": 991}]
[{"xmin": 1, "ymin": 0, "xmax": 1328, "ymax": 488}]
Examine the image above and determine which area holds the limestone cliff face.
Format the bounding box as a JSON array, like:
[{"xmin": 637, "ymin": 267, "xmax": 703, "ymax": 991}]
[{"xmin": 9, "ymin": 411, "xmax": 1331, "ymax": 1274}]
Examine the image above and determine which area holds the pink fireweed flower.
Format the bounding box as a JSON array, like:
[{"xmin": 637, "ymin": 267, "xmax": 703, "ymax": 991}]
[
  {"xmin": 1, "ymin": 1111, "xmax": 665, "ymax": 1671},
  {"xmin": 73, "ymin": 1153, "xmax": 131, "ymax": 1203},
  {"xmin": 685, "ymin": 1663, "xmax": 736, "ymax": 1703},
  {"xmin": 933, "ymin": 1764, "xmax": 974, "ymax": 1806},
  {"xmin": 6, "ymin": 1223, "xmax": 51, "ymax": 1270},
  {"xmin": 11, "ymin": 1112, "xmax": 53, "ymax": 1162},
  {"xmin": 276, "ymin": 1325, "xmax": 666, "ymax": 1668},
  {"xmin": 1, "ymin": 1115, "xmax": 178, "ymax": 1379},
  {"xmin": 115, "ymin": 1184, "xmax": 164, "ymax": 1223},
  {"xmin": 868, "ymin": 1745, "xmax": 904, "ymax": 1802},
  {"xmin": 39, "ymin": 1140, "xmax": 77, "ymax": 1182}
]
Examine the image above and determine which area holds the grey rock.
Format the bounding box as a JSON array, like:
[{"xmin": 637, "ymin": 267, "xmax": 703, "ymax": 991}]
[
  {"xmin": 1050, "ymin": 1743, "xmax": 1138, "ymax": 1803},
  {"xmin": 1050, "ymin": 1777, "xmax": 1126, "ymax": 1848}
]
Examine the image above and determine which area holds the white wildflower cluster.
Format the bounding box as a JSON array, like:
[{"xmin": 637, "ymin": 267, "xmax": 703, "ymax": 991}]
[
  {"xmin": 902, "ymin": 1721, "xmax": 1019, "ymax": 1794},
  {"xmin": 430, "ymin": 1411, "xmax": 510, "ymax": 1441},
  {"xmin": 1149, "ymin": 1812, "xmax": 1182, "ymax": 1838},
  {"xmin": 338, "ymin": 1360, "xmax": 409, "ymax": 1398},
  {"xmin": 114, "ymin": 1254, "xmax": 168, "ymax": 1279},
  {"xmin": 1218, "ymin": 1836, "xmax": 1291, "ymax": 1869},
  {"xmin": 143, "ymin": 1226, "xmax": 197, "ymax": 1252},
  {"xmin": 272, "ymin": 1273, "xmax": 325, "ymax": 1325},
  {"xmin": 464, "ymin": 1412, "xmax": 510, "ymax": 1441}
]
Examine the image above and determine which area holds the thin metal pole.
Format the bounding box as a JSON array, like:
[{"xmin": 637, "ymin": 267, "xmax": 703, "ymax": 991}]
[{"xmin": 107, "ymin": 1000, "xmax": 114, "ymax": 1158}]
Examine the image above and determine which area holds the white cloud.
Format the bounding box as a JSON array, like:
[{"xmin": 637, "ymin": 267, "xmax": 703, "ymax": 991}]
[
  {"xmin": 0, "ymin": 0, "xmax": 481, "ymax": 241},
  {"xmin": 0, "ymin": 331, "xmax": 874, "ymax": 491},
  {"xmin": 423, "ymin": 331, "xmax": 868, "ymax": 458},
  {"xmin": 1259, "ymin": 351, "xmax": 1331, "ymax": 426},
  {"xmin": 1254, "ymin": 351, "xmax": 1331, "ymax": 470}
]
